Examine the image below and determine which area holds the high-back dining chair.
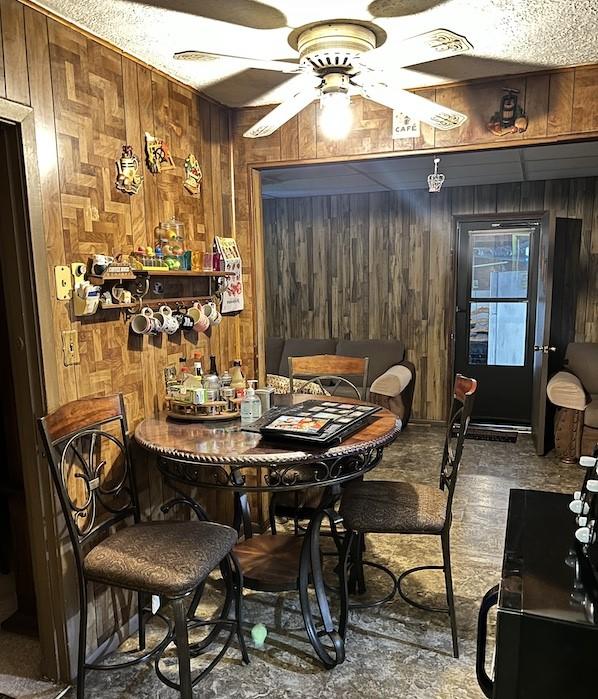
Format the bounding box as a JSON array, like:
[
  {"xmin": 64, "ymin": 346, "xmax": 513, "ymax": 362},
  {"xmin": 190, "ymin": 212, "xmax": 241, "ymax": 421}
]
[
  {"xmin": 269, "ymin": 355, "xmax": 370, "ymax": 535},
  {"xmin": 288, "ymin": 354, "xmax": 369, "ymax": 399},
  {"xmin": 38, "ymin": 394, "xmax": 248, "ymax": 698},
  {"xmin": 339, "ymin": 374, "xmax": 477, "ymax": 658}
]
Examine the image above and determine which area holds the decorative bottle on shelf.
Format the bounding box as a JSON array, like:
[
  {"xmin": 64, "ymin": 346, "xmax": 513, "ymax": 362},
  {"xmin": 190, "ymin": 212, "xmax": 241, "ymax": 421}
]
[
  {"xmin": 230, "ymin": 360, "xmax": 246, "ymax": 398},
  {"xmin": 241, "ymin": 380, "xmax": 262, "ymax": 424},
  {"xmin": 212, "ymin": 241, "xmax": 222, "ymax": 272},
  {"xmin": 203, "ymin": 356, "xmax": 220, "ymax": 402}
]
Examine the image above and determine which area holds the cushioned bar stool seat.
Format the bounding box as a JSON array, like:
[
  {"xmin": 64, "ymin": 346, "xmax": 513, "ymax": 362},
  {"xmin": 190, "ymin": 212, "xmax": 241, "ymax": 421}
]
[
  {"xmin": 39, "ymin": 394, "xmax": 249, "ymax": 698},
  {"xmin": 341, "ymin": 481, "xmax": 448, "ymax": 535},
  {"xmin": 84, "ymin": 521, "xmax": 238, "ymax": 597}
]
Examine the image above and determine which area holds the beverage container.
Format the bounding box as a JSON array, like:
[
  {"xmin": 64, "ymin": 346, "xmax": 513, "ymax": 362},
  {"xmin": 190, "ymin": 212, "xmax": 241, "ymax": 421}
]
[
  {"xmin": 241, "ymin": 380, "xmax": 262, "ymax": 424},
  {"xmin": 230, "ymin": 360, "xmax": 245, "ymax": 396}
]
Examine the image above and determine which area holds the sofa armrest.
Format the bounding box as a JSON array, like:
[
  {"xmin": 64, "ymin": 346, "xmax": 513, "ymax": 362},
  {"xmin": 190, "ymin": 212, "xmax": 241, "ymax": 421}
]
[
  {"xmin": 370, "ymin": 364, "xmax": 413, "ymax": 397},
  {"xmin": 547, "ymin": 371, "xmax": 587, "ymax": 410},
  {"xmin": 369, "ymin": 360, "xmax": 416, "ymax": 427}
]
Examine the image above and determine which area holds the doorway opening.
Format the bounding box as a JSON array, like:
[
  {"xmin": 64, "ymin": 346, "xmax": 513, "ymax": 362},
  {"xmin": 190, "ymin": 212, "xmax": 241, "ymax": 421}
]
[
  {"xmin": 0, "ymin": 117, "xmax": 65, "ymax": 691},
  {"xmin": 454, "ymin": 214, "xmax": 581, "ymax": 447},
  {"xmin": 454, "ymin": 218, "xmax": 541, "ymax": 425}
]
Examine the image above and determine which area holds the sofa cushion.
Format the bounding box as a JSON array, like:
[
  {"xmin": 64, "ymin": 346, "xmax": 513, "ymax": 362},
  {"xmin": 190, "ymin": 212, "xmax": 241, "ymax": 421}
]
[
  {"xmin": 279, "ymin": 338, "xmax": 337, "ymax": 377},
  {"xmin": 266, "ymin": 337, "xmax": 285, "ymax": 376},
  {"xmin": 565, "ymin": 343, "xmax": 598, "ymax": 394},
  {"xmin": 336, "ymin": 339, "xmax": 405, "ymax": 385},
  {"xmin": 584, "ymin": 396, "xmax": 598, "ymax": 428}
]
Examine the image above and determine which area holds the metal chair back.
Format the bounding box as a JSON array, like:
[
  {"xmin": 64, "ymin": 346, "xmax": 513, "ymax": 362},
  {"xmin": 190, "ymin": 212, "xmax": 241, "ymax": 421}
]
[
  {"xmin": 440, "ymin": 374, "xmax": 477, "ymax": 518},
  {"xmin": 38, "ymin": 394, "xmax": 139, "ymax": 566},
  {"xmin": 288, "ymin": 355, "xmax": 369, "ymax": 399}
]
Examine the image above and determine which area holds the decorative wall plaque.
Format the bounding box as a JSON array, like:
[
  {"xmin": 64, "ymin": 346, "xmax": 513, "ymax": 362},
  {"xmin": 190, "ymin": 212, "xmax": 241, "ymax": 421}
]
[
  {"xmin": 183, "ymin": 153, "xmax": 202, "ymax": 195},
  {"xmin": 115, "ymin": 145, "xmax": 143, "ymax": 195},
  {"xmin": 145, "ymin": 132, "xmax": 175, "ymax": 173}
]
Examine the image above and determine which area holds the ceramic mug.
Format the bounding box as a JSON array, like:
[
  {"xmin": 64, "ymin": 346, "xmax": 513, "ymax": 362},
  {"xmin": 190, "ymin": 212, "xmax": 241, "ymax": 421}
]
[
  {"xmin": 201, "ymin": 301, "xmax": 218, "ymax": 321},
  {"xmin": 91, "ymin": 254, "xmax": 114, "ymax": 276},
  {"xmin": 210, "ymin": 310, "xmax": 222, "ymax": 326},
  {"xmin": 174, "ymin": 310, "xmax": 195, "ymax": 331},
  {"xmin": 186, "ymin": 306, "xmax": 207, "ymax": 332},
  {"xmin": 131, "ymin": 307, "xmax": 159, "ymax": 335},
  {"xmin": 160, "ymin": 312, "xmax": 179, "ymax": 335}
]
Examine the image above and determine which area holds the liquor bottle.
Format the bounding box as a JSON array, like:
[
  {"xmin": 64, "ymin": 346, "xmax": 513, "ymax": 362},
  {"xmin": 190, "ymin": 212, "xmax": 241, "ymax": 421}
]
[
  {"xmin": 230, "ymin": 359, "xmax": 246, "ymax": 397},
  {"xmin": 209, "ymin": 355, "xmax": 219, "ymax": 376}
]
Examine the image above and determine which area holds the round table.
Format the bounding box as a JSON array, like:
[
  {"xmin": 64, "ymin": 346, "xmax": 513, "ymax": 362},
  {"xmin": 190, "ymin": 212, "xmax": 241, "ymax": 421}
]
[{"xmin": 135, "ymin": 394, "xmax": 400, "ymax": 668}]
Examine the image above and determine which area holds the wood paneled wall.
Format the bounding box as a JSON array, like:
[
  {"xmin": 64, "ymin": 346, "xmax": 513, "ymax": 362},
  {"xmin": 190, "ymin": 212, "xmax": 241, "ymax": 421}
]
[
  {"xmin": 232, "ymin": 65, "xmax": 598, "ymax": 390},
  {"xmin": 263, "ymin": 178, "xmax": 598, "ymax": 421},
  {"xmin": 0, "ymin": 0, "xmax": 239, "ymax": 672}
]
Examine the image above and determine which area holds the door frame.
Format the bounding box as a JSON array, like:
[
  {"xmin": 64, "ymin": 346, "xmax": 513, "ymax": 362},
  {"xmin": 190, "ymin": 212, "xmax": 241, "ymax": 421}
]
[
  {"xmin": 0, "ymin": 98, "xmax": 67, "ymax": 680},
  {"xmin": 450, "ymin": 212, "xmax": 547, "ymax": 422}
]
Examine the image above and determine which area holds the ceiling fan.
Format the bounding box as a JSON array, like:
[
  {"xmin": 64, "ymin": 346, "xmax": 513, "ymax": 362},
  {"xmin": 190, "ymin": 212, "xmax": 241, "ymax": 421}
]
[{"xmin": 174, "ymin": 19, "xmax": 472, "ymax": 139}]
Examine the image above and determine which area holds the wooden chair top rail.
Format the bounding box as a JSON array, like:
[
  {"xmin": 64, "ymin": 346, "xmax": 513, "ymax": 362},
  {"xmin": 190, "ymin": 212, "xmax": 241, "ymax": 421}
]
[
  {"xmin": 289, "ymin": 354, "xmax": 369, "ymax": 377},
  {"xmin": 41, "ymin": 394, "xmax": 125, "ymax": 445},
  {"xmin": 454, "ymin": 374, "xmax": 478, "ymax": 403}
]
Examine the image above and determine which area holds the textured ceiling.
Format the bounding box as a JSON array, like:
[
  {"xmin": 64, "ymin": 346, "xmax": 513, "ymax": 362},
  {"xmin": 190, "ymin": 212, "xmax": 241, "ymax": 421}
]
[
  {"xmin": 261, "ymin": 141, "xmax": 598, "ymax": 197},
  {"xmin": 35, "ymin": 0, "xmax": 598, "ymax": 107}
]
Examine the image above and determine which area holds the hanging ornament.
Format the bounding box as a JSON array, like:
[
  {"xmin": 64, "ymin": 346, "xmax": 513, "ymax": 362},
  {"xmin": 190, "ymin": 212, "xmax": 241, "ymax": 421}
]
[
  {"xmin": 115, "ymin": 145, "xmax": 143, "ymax": 195},
  {"xmin": 183, "ymin": 153, "xmax": 202, "ymax": 195},
  {"xmin": 144, "ymin": 132, "xmax": 175, "ymax": 173},
  {"xmin": 427, "ymin": 157, "xmax": 445, "ymax": 193}
]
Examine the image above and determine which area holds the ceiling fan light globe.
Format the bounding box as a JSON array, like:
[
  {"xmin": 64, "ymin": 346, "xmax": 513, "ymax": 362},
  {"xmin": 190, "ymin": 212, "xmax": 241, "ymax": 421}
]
[{"xmin": 320, "ymin": 92, "xmax": 352, "ymax": 140}]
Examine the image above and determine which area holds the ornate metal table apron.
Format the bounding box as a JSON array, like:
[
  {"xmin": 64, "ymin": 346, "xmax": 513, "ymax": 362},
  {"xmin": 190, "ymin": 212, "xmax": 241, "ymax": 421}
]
[{"xmin": 135, "ymin": 399, "xmax": 400, "ymax": 668}]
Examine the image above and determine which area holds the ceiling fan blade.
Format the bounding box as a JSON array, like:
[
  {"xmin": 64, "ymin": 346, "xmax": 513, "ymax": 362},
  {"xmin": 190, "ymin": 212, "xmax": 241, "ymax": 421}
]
[
  {"xmin": 244, "ymin": 80, "xmax": 320, "ymax": 138},
  {"xmin": 356, "ymin": 79, "xmax": 467, "ymax": 130},
  {"xmin": 359, "ymin": 28, "xmax": 472, "ymax": 70},
  {"xmin": 174, "ymin": 50, "xmax": 300, "ymax": 73}
]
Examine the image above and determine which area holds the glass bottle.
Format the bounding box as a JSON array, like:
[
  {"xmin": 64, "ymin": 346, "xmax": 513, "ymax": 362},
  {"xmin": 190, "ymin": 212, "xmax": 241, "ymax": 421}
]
[{"xmin": 230, "ymin": 359, "xmax": 246, "ymax": 397}]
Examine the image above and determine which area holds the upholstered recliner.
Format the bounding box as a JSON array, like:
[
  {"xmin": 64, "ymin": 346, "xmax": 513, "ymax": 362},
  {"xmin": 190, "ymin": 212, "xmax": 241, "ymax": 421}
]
[{"xmin": 547, "ymin": 343, "xmax": 598, "ymax": 462}]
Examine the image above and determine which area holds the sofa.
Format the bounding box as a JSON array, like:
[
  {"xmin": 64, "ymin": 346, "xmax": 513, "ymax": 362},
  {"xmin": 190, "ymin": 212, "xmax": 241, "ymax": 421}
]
[
  {"xmin": 547, "ymin": 342, "xmax": 598, "ymax": 462},
  {"xmin": 266, "ymin": 337, "xmax": 416, "ymax": 427}
]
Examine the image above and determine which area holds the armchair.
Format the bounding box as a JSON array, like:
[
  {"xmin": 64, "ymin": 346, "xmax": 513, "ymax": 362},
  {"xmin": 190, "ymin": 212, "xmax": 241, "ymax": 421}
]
[{"xmin": 547, "ymin": 343, "xmax": 598, "ymax": 462}]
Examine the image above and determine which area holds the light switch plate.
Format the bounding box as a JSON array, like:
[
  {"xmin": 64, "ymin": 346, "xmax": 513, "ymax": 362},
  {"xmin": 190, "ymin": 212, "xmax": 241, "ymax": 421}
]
[
  {"xmin": 54, "ymin": 266, "xmax": 72, "ymax": 300},
  {"xmin": 61, "ymin": 330, "xmax": 80, "ymax": 366}
]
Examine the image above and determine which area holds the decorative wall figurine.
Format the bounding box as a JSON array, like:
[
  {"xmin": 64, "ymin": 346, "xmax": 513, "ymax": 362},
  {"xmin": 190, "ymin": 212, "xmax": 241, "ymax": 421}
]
[
  {"xmin": 183, "ymin": 154, "xmax": 202, "ymax": 195},
  {"xmin": 487, "ymin": 89, "xmax": 528, "ymax": 137},
  {"xmin": 144, "ymin": 132, "xmax": 175, "ymax": 173},
  {"xmin": 115, "ymin": 145, "xmax": 143, "ymax": 195}
]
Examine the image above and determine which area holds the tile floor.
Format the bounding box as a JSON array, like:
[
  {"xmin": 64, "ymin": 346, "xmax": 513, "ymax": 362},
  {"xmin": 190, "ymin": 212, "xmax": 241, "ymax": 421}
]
[{"xmin": 1, "ymin": 424, "xmax": 583, "ymax": 698}]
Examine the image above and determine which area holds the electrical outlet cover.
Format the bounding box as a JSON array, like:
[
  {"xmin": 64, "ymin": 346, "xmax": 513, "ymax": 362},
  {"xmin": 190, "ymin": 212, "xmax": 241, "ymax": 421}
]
[
  {"xmin": 62, "ymin": 330, "xmax": 80, "ymax": 366},
  {"xmin": 54, "ymin": 266, "xmax": 72, "ymax": 300}
]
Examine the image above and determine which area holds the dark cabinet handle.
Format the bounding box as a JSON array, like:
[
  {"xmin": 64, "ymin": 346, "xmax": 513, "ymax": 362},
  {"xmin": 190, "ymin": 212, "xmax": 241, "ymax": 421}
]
[{"xmin": 476, "ymin": 584, "xmax": 499, "ymax": 698}]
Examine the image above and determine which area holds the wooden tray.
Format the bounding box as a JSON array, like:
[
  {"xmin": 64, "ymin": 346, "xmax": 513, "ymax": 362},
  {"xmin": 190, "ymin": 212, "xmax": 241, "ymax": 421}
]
[{"xmin": 166, "ymin": 409, "xmax": 240, "ymax": 422}]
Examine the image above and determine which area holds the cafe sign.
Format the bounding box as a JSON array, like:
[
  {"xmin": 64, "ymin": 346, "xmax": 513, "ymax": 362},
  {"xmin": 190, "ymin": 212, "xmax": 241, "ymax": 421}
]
[{"xmin": 392, "ymin": 111, "xmax": 420, "ymax": 139}]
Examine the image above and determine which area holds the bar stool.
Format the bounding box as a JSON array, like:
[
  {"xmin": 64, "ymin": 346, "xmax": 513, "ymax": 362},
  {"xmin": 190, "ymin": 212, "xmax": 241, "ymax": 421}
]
[
  {"xmin": 38, "ymin": 394, "xmax": 249, "ymax": 698},
  {"xmin": 339, "ymin": 375, "xmax": 477, "ymax": 658},
  {"xmin": 270, "ymin": 356, "xmax": 369, "ymax": 535}
]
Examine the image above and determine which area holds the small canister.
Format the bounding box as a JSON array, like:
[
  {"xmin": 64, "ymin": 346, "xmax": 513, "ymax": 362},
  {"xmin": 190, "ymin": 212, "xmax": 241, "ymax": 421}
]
[
  {"xmin": 255, "ymin": 388, "xmax": 274, "ymax": 413},
  {"xmin": 221, "ymin": 387, "xmax": 235, "ymax": 412}
]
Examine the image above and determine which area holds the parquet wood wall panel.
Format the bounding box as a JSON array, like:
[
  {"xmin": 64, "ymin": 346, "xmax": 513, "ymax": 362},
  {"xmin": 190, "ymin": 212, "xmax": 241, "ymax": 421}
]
[
  {"xmin": 233, "ymin": 66, "xmax": 598, "ymax": 392},
  {"xmin": 263, "ymin": 177, "xmax": 598, "ymax": 421},
  {"xmin": 0, "ymin": 0, "xmax": 241, "ymax": 668}
]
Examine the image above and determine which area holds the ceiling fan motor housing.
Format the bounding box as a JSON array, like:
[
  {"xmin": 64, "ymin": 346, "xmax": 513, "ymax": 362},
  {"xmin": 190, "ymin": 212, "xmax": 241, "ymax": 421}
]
[{"xmin": 295, "ymin": 22, "xmax": 378, "ymax": 73}]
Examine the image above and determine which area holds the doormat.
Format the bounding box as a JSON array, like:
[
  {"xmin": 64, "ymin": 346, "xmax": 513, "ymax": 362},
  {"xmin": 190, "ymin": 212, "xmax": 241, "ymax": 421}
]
[{"xmin": 452, "ymin": 427, "xmax": 518, "ymax": 443}]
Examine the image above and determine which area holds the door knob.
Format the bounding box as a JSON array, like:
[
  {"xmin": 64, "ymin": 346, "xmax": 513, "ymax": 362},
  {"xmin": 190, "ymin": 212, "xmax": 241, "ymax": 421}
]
[{"xmin": 533, "ymin": 345, "xmax": 557, "ymax": 354}]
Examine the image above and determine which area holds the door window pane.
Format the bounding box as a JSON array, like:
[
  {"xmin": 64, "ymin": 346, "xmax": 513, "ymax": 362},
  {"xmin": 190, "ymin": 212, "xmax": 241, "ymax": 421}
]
[
  {"xmin": 470, "ymin": 230, "xmax": 531, "ymax": 299},
  {"xmin": 469, "ymin": 302, "xmax": 527, "ymax": 366}
]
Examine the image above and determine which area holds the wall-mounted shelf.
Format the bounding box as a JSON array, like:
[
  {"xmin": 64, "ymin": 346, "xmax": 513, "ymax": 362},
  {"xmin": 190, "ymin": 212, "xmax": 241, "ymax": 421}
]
[
  {"xmin": 133, "ymin": 270, "xmax": 233, "ymax": 278},
  {"xmin": 100, "ymin": 295, "xmax": 213, "ymax": 311}
]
